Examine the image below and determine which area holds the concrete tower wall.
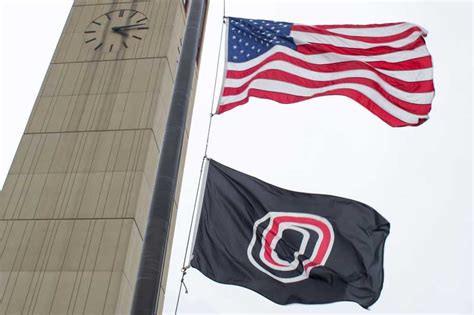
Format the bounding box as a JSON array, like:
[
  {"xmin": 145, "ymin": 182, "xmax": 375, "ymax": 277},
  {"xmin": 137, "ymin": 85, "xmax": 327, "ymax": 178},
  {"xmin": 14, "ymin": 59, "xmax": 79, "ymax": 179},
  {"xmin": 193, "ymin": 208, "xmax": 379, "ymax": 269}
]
[{"xmin": 0, "ymin": 0, "xmax": 196, "ymax": 313}]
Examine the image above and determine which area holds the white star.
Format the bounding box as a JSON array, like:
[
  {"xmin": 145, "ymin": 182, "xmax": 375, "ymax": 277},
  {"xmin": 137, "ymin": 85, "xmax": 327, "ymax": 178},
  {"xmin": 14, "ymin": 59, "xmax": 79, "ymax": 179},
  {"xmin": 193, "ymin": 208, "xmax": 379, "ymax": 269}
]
[
  {"xmin": 257, "ymin": 49, "xmax": 261, "ymax": 52},
  {"xmin": 246, "ymin": 53, "xmax": 250, "ymax": 57},
  {"xmin": 251, "ymin": 46, "xmax": 255, "ymax": 49},
  {"xmin": 240, "ymin": 50, "xmax": 244, "ymax": 53},
  {"xmin": 233, "ymin": 56, "xmax": 237, "ymax": 59},
  {"xmin": 245, "ymin": 42, "xmax": 249, "ymax": 46},
  {"xmin": 233, "ymin": 45, "xmax": 237, "ymax": 49},
  {"xmin": 271, "ymin": 27, "xmax": 275, "ymax": 30},
  {"xmin": 237, "ymin": 30, "xmax": 241, "ymax": 33},
  {"xmin": 276, "ymin": 30, "xmax": 280, "ymax": 33},
  {"xmin": 239, "ymin": 39, "xmax": 242, "ymax": 42},
  {"xmin": 276, "ymin": 41, "xmax": 280, "ymax": 44},
  {"xmin": 232, "ymin": 36, "xmax": 236, "ymax": 39}
]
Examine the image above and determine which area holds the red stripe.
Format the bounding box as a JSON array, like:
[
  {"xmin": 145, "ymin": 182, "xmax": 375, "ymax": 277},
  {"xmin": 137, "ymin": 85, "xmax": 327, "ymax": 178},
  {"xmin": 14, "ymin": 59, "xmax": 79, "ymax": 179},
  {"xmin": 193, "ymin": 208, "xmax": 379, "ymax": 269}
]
[
  {"xmin": 218, "ymin": 89, "xmax": 427, "ymax": 127},
  {"xmin": 223, "ymin": 70, "xmax": 432, "ymax": 115},
  {"xmin": 305, "ymin": 22, "xmax": 404, "ymax": 29},
  {"xmin": 291, "ymin": 25, "xmax": 425, "ymax": 44},
  {"xmin": 297, "ymin": 36, "xmax": 426, "ymax": 56},
  {"xmin": 367, "ymin": 56, "xmax": 432, "ymax": 70},
  {"xmin": 228, "ymin": 53, "xmax": 432, "ymax": 81}
]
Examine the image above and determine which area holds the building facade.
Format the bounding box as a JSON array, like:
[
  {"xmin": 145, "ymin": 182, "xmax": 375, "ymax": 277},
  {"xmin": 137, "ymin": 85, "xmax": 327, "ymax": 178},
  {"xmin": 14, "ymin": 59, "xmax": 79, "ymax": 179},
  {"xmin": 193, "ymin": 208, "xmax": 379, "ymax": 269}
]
[{"xmin": 0, "ymin": 0, "xmax": 196, "ymax": 313}]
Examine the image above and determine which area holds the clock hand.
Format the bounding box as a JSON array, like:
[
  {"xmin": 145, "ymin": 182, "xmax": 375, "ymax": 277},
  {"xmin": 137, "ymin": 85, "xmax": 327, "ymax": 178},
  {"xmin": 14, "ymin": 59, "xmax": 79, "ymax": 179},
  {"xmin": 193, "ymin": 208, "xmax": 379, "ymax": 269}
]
[
  {"xmin": 112, "ymin": 23, "xmax": 147, "ymax": 31},
  {"xmin": 114, "ymin": 29, "xmax": 129, "ymax": 37}
]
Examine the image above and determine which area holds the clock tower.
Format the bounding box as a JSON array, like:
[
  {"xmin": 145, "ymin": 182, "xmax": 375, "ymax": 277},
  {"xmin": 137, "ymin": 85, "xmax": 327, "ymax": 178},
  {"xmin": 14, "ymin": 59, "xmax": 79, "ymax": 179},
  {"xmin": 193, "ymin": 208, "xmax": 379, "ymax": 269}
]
[{"xmin": 0, "ymin": 0, "xmax": 197, "ymax": 313}]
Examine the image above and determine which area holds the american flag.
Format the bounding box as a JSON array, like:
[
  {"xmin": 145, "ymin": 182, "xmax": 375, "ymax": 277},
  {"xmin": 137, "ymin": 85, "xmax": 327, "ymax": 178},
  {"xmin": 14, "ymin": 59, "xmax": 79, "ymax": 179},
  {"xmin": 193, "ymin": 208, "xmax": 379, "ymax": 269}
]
[{"xmin": 217, "ymin": 17, "xmax": 434, "ymax": 127}]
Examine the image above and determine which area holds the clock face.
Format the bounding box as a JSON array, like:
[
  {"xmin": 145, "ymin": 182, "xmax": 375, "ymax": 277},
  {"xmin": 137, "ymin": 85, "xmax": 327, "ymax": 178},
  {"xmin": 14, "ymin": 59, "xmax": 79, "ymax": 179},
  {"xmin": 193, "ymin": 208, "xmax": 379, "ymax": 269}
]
[{"xmin": 84, "ymin": 9, "xmax": 149, "ymax": 52}]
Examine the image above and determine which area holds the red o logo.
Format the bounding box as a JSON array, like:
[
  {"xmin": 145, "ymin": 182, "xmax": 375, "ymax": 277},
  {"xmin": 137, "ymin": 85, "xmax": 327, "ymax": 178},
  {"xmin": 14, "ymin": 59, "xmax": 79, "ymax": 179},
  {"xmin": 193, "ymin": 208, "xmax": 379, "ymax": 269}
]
[{"xmin": 247, "ymin": 212, "xmax": 334, "ymax": 283}]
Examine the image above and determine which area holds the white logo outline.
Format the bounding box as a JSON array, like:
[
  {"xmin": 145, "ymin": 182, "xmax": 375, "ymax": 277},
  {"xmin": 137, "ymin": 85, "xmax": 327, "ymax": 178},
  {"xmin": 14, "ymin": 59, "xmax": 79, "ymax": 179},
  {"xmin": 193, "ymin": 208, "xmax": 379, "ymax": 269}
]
[{"xmin": 247, "ymin": 212, "xmax": 335, "ymax": 283}]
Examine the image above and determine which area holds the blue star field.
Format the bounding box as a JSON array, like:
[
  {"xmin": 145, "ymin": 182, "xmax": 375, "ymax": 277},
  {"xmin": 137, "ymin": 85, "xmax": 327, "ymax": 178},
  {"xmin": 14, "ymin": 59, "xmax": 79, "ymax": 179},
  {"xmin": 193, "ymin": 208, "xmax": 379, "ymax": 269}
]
[{"xmin": 228, "ymin": 17, "xmax": 296, "ymax": 63}]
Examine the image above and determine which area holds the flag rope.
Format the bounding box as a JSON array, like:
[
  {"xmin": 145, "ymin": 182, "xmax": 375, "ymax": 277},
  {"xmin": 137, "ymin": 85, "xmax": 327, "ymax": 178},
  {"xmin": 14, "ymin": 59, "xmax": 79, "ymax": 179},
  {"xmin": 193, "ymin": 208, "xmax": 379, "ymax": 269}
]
[{"xmin": 174, "ymin": 9, "xmax": 227, "ymax": 315}]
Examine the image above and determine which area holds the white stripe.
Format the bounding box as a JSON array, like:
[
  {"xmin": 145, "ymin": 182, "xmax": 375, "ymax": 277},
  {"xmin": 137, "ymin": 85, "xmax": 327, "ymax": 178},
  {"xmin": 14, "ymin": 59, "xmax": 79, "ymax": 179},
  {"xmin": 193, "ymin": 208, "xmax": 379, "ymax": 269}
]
[
  {"xmin": 225, "ymin": 61, "xmax": 433, "ymax": 104},
  {"xmin": 378, "ymin": 67, "xmax": 433, "ymax": 82},
  {"xmin": 226, "ymin": 45, "xmax": 430, "ymax": 72},
  {"xmin": 322, "ymin": 23, "xmax": 427, "ymax": 37},
  {"xmin": 220, "ymin": 79, "xmax": 428, "ymax": 124},
  {"xmin": 290, "ymin": 29, "xmax": 425, "ymax": 49}
]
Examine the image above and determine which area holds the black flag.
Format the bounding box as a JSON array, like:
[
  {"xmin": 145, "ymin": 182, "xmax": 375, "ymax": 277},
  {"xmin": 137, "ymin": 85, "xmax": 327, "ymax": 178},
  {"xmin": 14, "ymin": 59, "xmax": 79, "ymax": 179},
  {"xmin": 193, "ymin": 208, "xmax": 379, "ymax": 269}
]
[{"xmin": 191, "ymin": 159, "xmax": 390, "ymax": 308}]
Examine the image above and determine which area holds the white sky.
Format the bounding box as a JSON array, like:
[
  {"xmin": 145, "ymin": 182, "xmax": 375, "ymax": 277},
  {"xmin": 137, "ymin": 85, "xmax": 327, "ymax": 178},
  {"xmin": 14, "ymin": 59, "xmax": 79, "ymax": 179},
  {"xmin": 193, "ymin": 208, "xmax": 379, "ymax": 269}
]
[{"xmin": 0, "ymin": 0, "xmax": 472, "ymax": 314}]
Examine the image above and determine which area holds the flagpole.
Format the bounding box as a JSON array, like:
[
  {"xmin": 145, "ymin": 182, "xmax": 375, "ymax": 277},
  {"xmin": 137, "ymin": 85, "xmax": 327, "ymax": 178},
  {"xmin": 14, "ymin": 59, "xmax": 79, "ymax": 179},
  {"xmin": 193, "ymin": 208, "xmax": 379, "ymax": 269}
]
[
  {"xmin": 215, "ymin": 17, "xmax": 229, "ymax": 114},
  {"xmin": 130, "ymin": 0, "xmax": 207, "ymax": 314},
  {"xmin": 187, "ymin": 157, "xmax": 210, "ymax": 266}
]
